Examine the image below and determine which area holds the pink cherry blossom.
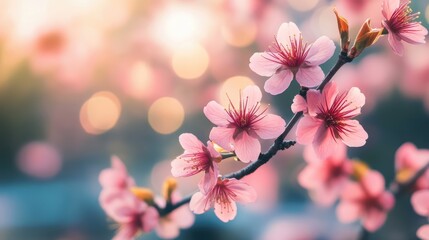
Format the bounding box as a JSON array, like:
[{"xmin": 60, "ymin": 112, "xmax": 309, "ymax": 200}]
[
  {"xmin": 102, "ymin": 191, "xmax": 159, "ymax": 240},
  {"xmin": 395, "ymin": 142, "xmax": 429, "ymax": 189},
  {"xmin": 249, "ymin": 22, "xmax": 335, "ymax": 95},
  {"xmin": 381, "ymin": 0, "xmax": 428, "ymax": 56},
  {"xmin": 99, "ymin": 156, "xmax": 136, "ymax": 190},
  {"xmin": 295, "ymin": 82, "xmax": 368, "ymax": 159},
  {"xmin": 298, "ymin": 144, "xmax": 353, "ymax": 206},
  {"xmin": 204, "ymin": 85, "xmax": 286, "ymax": 163},
  {"xmin": 189, "ymin": 178, "xmax": 257, "ymax": 222},
  {"xmin": 336, "ymin": 171, "xmax": 395, "ymax": 232},
  {"xmin": 412, "ymin": 190, "xmax": 429, "ymax": 240},
  {"xmin": 155, "ymin": 191, "xmax": 195, "ymax": 239},
  {"xmin": 171, "ymin": 133, "xmax": 221, "ymax": 193}
]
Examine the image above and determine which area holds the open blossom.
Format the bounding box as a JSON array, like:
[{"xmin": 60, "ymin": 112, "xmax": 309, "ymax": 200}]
[
  {"xmin": 249, "ymin": 22, "xmax": 335, "ymax": 95},
  {"xmin": 190, "ymin": 178, "xmax": 257, "ymax": 222},
  {"xmin": 103, "ymin": 191, "xmax": 158, "ymax": 240},
  {"xmin": 381, "ymin": 0, "xmax": 428, "ymax": 56},
  {"xmin": 204, "ymin": 85, "xmax": 286, "ymax": 163},
  {"xmin": 336, "ymin": 170, "xmax": 395, "ymax": 232},
  {"xmin": 295, "ymin": 82, "xmax": 368, "ymax": 158},
  {"xmin": 298, "ymin": 144, "xmax": 353, "ymax": 206},
  {"xmin": 155, "ymin": 191, "xmax": 194, "ymax": 239},
  {"xmin": 395, "ymin": 142, "xmax": 429, "ymax": 189},
  {"xmin": 171, "ymin": 133, "xmax": 221, "ymax": 193}
]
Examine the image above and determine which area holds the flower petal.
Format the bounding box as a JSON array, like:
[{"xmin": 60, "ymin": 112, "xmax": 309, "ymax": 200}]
[
  {"xmin": 199, "ymin": 166, "xmax": 219, "ymax": 195},
  {"xmin": 214, "ymin": 200, "xmax": 237, "ymax": 222},
  {"xmin": 141, "ymin": 207, "xmax": 159, "ymax": 232},
  {"xmin": 113, "ymin": 224, "xmax": 138, "ymax": 240},
  {"xmin": 417, "ymin": 225, "xmax": 429, "ymax": 240},
  {"xmin": 382, "ymin": 0, "xmax": 399, "ymax": 19},
  {"xmin": 204, "ymin": 101, "xmax": 230, "ymax": 126},
  {"xmin": 264, "ymin": 70, "xmax": 293, "ymax": 95},
  {"xmin": 336, "ymin": 201, "xmax": 361, "ymax": 223},
  {"xmin": 362, "ymin": 171, "xmax": 385, "ymax": 197},
  {"xmin": 249, "ymin": 52, "xmax": 282, "ymax": 77},
  {"xmin": 387, "ymin": 29, "xmax": 404, "ymax": 56},
  {"xmin": 399, "ymin": 24, "xmax": 428, "ymax": 44},
  {"xmin": 276, "ymin": 22, "xmax": 301, "ymax": 47},
  {"xmin": 296, "ymin": 116, "xmax": 321, "ymax": 145},
  {"xmin": 234, "ymin": 131, "xmax": 261, "ymax": 163},
  {"xmin": 362, "ymin": 208, "xmax": 387, "ymax": 232},
  {"xmin": 306, "ymin": 90, "xmax": 322, "ymax": 117},
  {"xmin": 179, "ymin": 133, "xmax": 204, "ymax": 153},
  {"xmin": 339, "ymin": 120, "xmax": 368, "ymax": 147},
  {"xmin": 190, "ymin": 192, "xmax": 211, "ymax": 214},
  {"xmin": 156, "ymin": 220, "xmax": 180, "ymax": 239},
  {"xmin": 313, "ymin": 124, "xmax": 343, "ymax": 159},
  {"xmin": 295, "ymin": 66, "xmax": 325, "ymax": 87},
  {"xmin": 209, "ymin": 127, "xmax": 235, "ymax": 151},
  {"xmin": 253, "ymin": 114, "xmax": 286, "ymax": 139},
  {"xmin": 305, "ymin": 36, "xmax": 336, "ymax": 66},
  {"xmin": 242, "ymin": 85, "xmax": 262, "ymax": 109},
  {"xmin": 291, "ymin": 95, "xmax": 307, "ymax": 113},
  {"xmin": 226, "ymin": 179, "xmax": 258, "ymax": 203},
  {"xmin": 412, "ymin": 190, "xmax": 429, "ymax": 216}
]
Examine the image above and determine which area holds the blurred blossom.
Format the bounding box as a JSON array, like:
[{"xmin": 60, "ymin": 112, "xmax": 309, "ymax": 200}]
[
  {"xmin": 395, "ymin": 142, "xmax": 429, "ymax": 189},
  {"xmin": 221, "ymin": 21, "xmax": 258, "ymax": 48},
  {"xmin": 17, "ymin": 142, "xmax": 62, "ymax": 179},
  {"xmin": 243, "ymin": 163, "xmax": 279, "ymax": 212},
  {"xmin": 79, "ymin": 91, "xmax": 121, "ymax": 135},
  {"xmin": 285, "ymin": 0, "xmax": 320, "ymax": 12},
  {"xmin": 171, "ymin": 43, "xmax": 210, "ymax": 81},
  {"xmin": 334, "ymin": 54, "xmax": 396, "ymax": 112},
  {"xmin": 148, "ymin": 97, "xmax": 185, "ymax": 135},
  {"xmin": 334, "ymin": 0, "xmax": 383, "ymax": 26},
  {"xmin": 260, "ymin": 217, "xmax": 318, "ymax": 240},
  {"xmin": 218, "ymin": 76, "xmax": 255, "ymax": 106}
]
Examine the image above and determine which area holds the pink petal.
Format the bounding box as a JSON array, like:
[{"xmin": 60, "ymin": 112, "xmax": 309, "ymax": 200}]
[
  {"xmin": 296, "ymin": 116, "xmax": 321, "ymax": 145},
  {"xmin": 295, "ymin": 66, "xmax": 325, "ymax": 87},
  {"xmin": 362, "ymin": 171, "xmax": 385, "ymax": 197},
  {"xmin": 226, "ymin": 179, "xmax": 258, "ymax": 203},
  {"xmin": 291, "ymin": 95, "xmax": 307, "ymax": 113},
  {"xmin": 395, "ymin": 142, "xmax": 419, "ymax": 170},
  {"xmin": 141, "ymin": 207, "xmax": 159, "ymax": 232},
  {"xmin": 199, "ymin": 166, "xmax": 219, "ymax": 195},
  {"xmin": 362, "ymin": 208, "xmax": 387, "ymax": 232},
  {"xmin": 336, "ymin": 201, "xmax": 361, "ymax": 223},
  {"xmin": 113, "ymin": 224, "xmax": 138, "ymax": 240},
  {"xmin": 305, "ymin": 36, "xmax": 336, "ymax": 66},
  {"xmin": 303, "ymin": 145, "xmax": 321, "ymax": 163},
  {"xmin": 276, "ymin": 22, "xmax": 301, "ymax": 47},
  {"xmin": 156, "ymin": 220, "xmax": 180, "ymax": 239},
  {"xmin": 412, "ymin": 190, "xmax": 429, "ymax": 216},
  {"xmin": 233, "ymin": 131, "xmax": 261, "ymax": 163},
  {"xmin": 313, "ymin": 125, "xmax": 343, "ymax": 159},
  {"xmin": 249, "ymin": 52, "xmax": 282, "ymax": 77},
  {"xmin": 206, "ymin": 141, "xmax": 222, "ymax": 159},
  {"xmin": 399, "ymin": 24, "xmax": 428, "ymax": 44},
  {"xmin": 379, "ymin": 191, "xmax": 395, "ymax": 210},
  {"xmin": 204, "ymin": 101, "xmax": 231, "ymax": 126},
  {"xmin": 298, "ymin": 165, "xmax": 321, "ymax": 189},
  {"xmin": 342, "ymin": 87, "xmax": 365, "ymax": 116},
  {"xmin": 339, "ymin": 120, "xmax": 368, "ymax": 147},
  {"xmin": 312, "ymin": 185, "xmax": 340, "ymax": 207},
  {"xmin": 253, "ymin": 114, "xmax": 286, "ymax": 139},
  {"xmin": 171, "ymin": 204, "xmax": 195, "ymax": 228},
  {"xmin": 387, "ymin": 30, "xmax": 404, "ymax": 56},
  {"xmin": 417, "ymin": 225, "xmax": 429, "ymax": 240},
  {"xmin": 214, "ymin": 200, "xmax": 237, "ymax": 222},
  {"xmin": 112, "ymin": 156, "xmax": 127, "ymax": 172},
  {"xmin": 341, "ymin": 181, "xmax": 365, "ymax": 200},
  {"xmin": 264, "ymin": 70, "xmax": 293, "ymax": 95},
  {"xmin": 170, "ymin": 157, "xmax": 189, "ymax": 177},
  {"xmin": 321, "ymin": 82, "xmax": 339, "ymax": 110},
  {"xmin": 382, "ymin": 0, "xmax": 399, "ymax": 19},
  {"xmin": 209, "ymin": 127, "xmax": 235, "ymax": 151},
  {"xmin": 179, "ymin": 133, "xmax": 204, "ymax": 153},
  {"xmin": 190, "ymin": 192, "xmax": 211, "ymax": 214},
  {"xmin": 99, "ymin": 169, "xmax": 124, "ymax": 189},
  {"xmin": 242, "ymin": 85, "xmax": 262, "ymax": 109},
  {"xmin": 305, "ymin": 90, "xmax": 322, "ymax": 117}
]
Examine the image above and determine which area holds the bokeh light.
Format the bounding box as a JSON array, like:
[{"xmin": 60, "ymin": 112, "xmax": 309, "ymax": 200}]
[
  {"xmin": 148, "ymin": 97, "xmax": 185, "ymax": 134},
  {"xmin": 221, "ymin": 21, "xmax": 258, "ymax": 47},
  {"xmin": 171, "ymin": 43, "xmax": 210, "ymax": 80},
  {"xmin": 80, "ymin": 91, "xmax": 121, "ymax": 135},
  {"xmin": 126, "ymin": 61, "xmax": 154, "ymax": 99},
  {"xmin": 286, "ymin": 0, "xmax": 319, "ymax": 12},
  {"xmin": 218, "ymin": 76, "xmax": 255, "ymax": 106},
  {"xmin": 17, "ymin": 142, "xmax": 62, "ymax": 178}
]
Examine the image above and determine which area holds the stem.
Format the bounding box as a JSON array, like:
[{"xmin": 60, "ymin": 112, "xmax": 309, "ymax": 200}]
[
  {"xmin": 159, "ymin": 52, "xmax": 353, "ymax": 217},
  {"xmin": 357, "ymin": 162, "xmax": 429, "ymax": 240}
]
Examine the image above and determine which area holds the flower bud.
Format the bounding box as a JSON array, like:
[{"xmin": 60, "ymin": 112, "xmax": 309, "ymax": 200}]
[
  {"xmin": 349, "ymin": 19, "xmax": 383, "ymax": 58},
  {"xmin": 163, "ymin": 177, "xmax": 177, "ymax": 203},
  {"xmin": 130, "ymin": 187, "xmax": 155, "ymax": 204},
  {"xmin": 352, "ymin": 160, "xmax": 370, "ymax": 181},
  {"xmin": 333, "ymin": 8, "xmax": 350, "ymax": 53}
]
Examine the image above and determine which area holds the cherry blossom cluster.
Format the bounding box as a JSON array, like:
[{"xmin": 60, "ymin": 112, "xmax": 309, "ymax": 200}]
[{"xmin": 98, "ymin": 0, "xmax": 428, "ymax": 239}]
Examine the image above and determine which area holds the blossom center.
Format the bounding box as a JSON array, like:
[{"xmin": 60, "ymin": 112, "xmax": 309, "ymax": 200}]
[
  {"xmin": 265, "ymin": 34, "xmax": 311, "ymax": 69},
  {"xmin": 225, "ymin": 94, "xmax": 267, "ymax": 131},
  {"xmin": 386, "ymin": 1, "xmax": 420, "ymax": 34}
]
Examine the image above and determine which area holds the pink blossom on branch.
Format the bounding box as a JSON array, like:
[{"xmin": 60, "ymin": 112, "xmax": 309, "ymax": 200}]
[
  {"xmin": 189, "ymin": 178, "xmax": 257, "ymax": 222},
  {"xmin": 203, "ymin": 85, "xmax": 286, "ymax": 163},
  {"xmin": 336, "ymin": 171, "xmax": 395, "ymax": 232},
  {"xmin": 381, "ymin": 0, "xmax": 428, "ymax": 56},
  {"xmin": 249, "ymin": 22, "xmax": 336, "ymax": 95},
  {"xmin": 155, "ymin": 191, "xmax": 195, "ymax": 239},
  {"xmin": 171, "ymin": 133, "xmax": 221, "ymax": 193},
  {"xmin": 295, "ymin": 82, "xmax": 368, "ymax": 159},
  {"xmin": 395, "ymin": 142, "xmax": 429, "ymax": 189},
  {"xmin": 99, "ymin": 156, "xmax": 136, "ymax": 190},
  {"xmin": 298, "ymin": 144, "xmax": 353, "ymax": 206}
]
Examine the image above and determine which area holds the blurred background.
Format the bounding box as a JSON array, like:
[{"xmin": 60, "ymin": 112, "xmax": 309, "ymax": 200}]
[{"xmin": 0, "ymin": 0, "xmax": 429, "ymax": 239}]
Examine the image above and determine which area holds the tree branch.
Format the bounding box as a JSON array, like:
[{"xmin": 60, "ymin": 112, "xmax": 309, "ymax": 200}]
[{"xmin": 159, "ymin": 52, "xmax": 353, "ymax": 217}]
